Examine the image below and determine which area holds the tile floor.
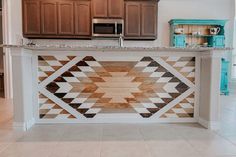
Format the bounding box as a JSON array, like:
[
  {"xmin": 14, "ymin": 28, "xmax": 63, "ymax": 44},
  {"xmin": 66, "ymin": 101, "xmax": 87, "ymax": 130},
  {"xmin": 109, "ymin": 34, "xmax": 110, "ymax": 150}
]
[{"xmin": 0, "ymin": 93, "xmax": 236, "ymax": 157}]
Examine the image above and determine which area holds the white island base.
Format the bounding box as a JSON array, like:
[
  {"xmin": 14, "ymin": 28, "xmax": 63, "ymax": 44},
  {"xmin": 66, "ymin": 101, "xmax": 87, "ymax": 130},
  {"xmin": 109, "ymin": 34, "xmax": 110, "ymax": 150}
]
[{"xmin": 8, "ymin": 46, "xmax": 226, "ymax": 131}]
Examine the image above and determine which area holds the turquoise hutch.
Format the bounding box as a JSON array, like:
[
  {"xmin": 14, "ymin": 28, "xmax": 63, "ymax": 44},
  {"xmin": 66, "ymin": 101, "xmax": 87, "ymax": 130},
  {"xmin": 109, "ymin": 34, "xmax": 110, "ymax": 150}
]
[
  {"xmin": 169, "ymin": 19, "xmax": 227, "ymax": 48},
  {"xmin": 169, "ymin": 19, "xmax": 229, "ymax": 95}
]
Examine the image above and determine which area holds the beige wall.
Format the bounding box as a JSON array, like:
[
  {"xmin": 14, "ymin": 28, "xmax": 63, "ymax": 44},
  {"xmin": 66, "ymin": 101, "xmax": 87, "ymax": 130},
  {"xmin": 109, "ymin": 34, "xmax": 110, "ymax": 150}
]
[
  {"xmin": 161, "ymin": 0, "xmax": 234, "ymax": 46},
  {"xmin": 6, "ymin": 0, "xmax": 235, "ymax": 47}
]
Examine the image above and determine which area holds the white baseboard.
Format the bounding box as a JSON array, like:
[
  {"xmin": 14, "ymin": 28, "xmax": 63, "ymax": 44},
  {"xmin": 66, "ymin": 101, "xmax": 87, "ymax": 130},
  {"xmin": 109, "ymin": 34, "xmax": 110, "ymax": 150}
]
[
  {"xmin": 26, "ymin": 118, "xmax": 35, "ymax": 130},
  {"xmin": 13, "ymin": 122, "xmax": 26, "ymax": 131},
  {"xmin": 13, "ymin": 118, "xmax": 35, "ymax": 131},
  {"xmin": 13, "ymin": 117, "xmax": 220, "ymax": 131},
  {"xmin": 198, "ymin": 118, "xmax": 220, "ymax": 130}
]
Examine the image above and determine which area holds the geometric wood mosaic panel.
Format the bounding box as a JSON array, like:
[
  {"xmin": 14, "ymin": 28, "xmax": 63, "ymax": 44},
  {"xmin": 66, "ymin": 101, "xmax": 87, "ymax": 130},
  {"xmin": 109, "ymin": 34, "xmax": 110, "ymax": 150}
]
[
  {"xmin": 39, "ymin": 93, "xmax": 76, "ymax": 119},
  {"xmin": 160, "ymin": 92, "xmax": 195, "ymax": 118},
  {"xmin": 38, "ymin": 56, "xmax": 76, "ymax": 82},
  {"xmin": 161, "ymin": 57, "xmax": 195, "ymax": 83},
  {"xmin": 38, "ymin": 55, "xmax": 196, "ymax": 120}
]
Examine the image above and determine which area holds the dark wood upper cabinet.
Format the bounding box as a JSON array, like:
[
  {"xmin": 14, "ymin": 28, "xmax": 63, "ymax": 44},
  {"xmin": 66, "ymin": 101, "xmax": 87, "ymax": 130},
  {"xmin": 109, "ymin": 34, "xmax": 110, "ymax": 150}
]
[
  {"xmin": 92, "ymin": 0, "xmax": 108, "ymax": 18},
  {"xmin": 125, "ymin": 1, "xmax": 158, "ymax": 39},
  {"xmin": 141, "ymin": 2, "xmax": 157, "ymax": 37},
  {"xmin": 108, "ymin": 0, "xmax": 123, "ymax": 18},
  {"xmin": 23, "ymin": 1, "xmax": 41, "ymax": 35},
  {"xmin": 23, "ymin": 0, "xmax": 92, "ymax": 38},
  {"xmin": 75, "ymin": 1, "xmax": 91, "ymax": 36},
  {"xmin": 22, "ymin": 0, "xmax": 158, "ymax": 39},
  {"xmin": 125, "ymin": 2, "xmax": 141, "ymax": 37},
  {"xmin": 41, "ymin": 1, "xmax": 58, "ymax": 35},
  {"xmin": 92, "ymin": 0, "xmax": 123, "ymax": 18},
  {"xmin": 58, "ymin": 1, "xmax": 74, "ymax": 35}
]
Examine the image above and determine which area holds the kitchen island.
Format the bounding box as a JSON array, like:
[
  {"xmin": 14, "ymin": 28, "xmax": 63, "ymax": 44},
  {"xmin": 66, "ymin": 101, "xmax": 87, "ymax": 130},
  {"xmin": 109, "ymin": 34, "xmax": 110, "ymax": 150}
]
[{"xmin": 4, "ymin": 45, "xmax": 229, "ymax": 130}]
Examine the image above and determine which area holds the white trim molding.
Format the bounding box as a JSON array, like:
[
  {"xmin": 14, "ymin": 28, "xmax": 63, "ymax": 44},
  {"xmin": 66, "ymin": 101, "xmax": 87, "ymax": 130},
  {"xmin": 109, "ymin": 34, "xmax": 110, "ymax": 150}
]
[{"xmin": 13, "ymin": 118, "xmax": 35, "ymax": 131}]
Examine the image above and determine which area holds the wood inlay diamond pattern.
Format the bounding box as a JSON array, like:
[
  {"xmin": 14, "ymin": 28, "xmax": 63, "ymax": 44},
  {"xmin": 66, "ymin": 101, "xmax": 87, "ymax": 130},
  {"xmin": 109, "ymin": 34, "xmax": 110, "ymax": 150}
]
[
  {"xmin": 161, "ymin": 57, "xmax": 195, "ymax": 83},
  {"xmin": 41, "ymin": 56, "xmax": 192, "ymax": 118},
  {"xmin": 160, "ymin": 93, "xmax": 195, "ymax": 118},
  {"xmin": 39, "ymin": 93, "xmax": 76, "ymax": 119},
  {"xmin": 38, "ymin": 56, "xmax": 76, "ymax": 82}
]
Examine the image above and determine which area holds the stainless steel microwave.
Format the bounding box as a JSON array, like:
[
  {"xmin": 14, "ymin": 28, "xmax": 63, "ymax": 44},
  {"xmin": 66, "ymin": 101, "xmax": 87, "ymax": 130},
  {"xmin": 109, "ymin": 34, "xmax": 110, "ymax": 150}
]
[{"xmin": 92, "ymin": 19, "xmax": 124, "ymax": 37}]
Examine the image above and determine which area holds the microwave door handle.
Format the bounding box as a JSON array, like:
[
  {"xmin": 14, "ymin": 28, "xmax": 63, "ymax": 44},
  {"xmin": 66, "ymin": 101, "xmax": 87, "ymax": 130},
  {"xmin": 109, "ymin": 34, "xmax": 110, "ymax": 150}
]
[{"xmin": 115, "ymin": 22, "xmax": 117, "ymax": 35}]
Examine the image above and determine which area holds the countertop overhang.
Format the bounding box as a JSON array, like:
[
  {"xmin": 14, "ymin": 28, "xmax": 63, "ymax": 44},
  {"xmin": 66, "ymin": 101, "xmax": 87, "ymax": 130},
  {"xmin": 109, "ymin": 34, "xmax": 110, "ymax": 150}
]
[{"xmin": 0, "ymin": 44, "xmax": 232, "ymax": 52}]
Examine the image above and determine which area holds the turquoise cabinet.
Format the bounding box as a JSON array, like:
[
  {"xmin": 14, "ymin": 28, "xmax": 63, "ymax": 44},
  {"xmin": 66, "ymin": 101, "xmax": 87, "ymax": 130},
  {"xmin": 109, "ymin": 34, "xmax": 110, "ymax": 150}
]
[
  {"xmin": 173, "ymin": 35, "xmax": 186, "ymax": 48},
  {"xmin": 208, "ymin": 35, "xmax": 225, "ymax": 48},
  {"xmin": 169, "ymin": 19, "xmax": 227, "ymax": 48},
  {"xmin": 221, "ymin": 59, "xmax": 229, "ymax": 95}
]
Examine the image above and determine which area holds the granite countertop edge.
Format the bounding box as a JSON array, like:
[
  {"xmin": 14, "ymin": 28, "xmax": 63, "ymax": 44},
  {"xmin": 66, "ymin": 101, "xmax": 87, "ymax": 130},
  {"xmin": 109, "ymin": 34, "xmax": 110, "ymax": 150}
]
[{"xmin": 0, "ymin": 44, "xmax": 233, "ymax": 52}]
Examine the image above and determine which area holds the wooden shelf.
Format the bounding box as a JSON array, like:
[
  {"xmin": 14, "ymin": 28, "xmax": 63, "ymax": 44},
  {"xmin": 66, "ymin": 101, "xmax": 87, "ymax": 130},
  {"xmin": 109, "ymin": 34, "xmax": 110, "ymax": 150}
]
[{"xmin": 187, "ymin": 35, "xmax": 214, "ymax": 37}]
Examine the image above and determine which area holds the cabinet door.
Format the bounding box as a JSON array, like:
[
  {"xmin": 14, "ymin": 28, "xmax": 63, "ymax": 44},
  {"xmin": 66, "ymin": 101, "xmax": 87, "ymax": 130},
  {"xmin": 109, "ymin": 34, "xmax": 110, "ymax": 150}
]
[
  {"xmin": 221, "ymin": 60, "xmax": 229, "ymax": 72},
  {"xmin": 141, "ymin": 2, "xmax": 157, "ymax": 37},
  {"xmin": 213, "ymin": 36, "xmax": 225, "ymax": 48},
  {"xmin": 41, "ymin": 1, "xmax": 58, "ymax": 35},
  {"xmin": 75, "ymin": 1, "xmax": 91, "ymax": 36},
  {"xmin": 174, "ymin": 35, "xmax": 186, "ymax": 48},
  {"xmin": 221, "ymin": 71, "xmax": 228, "ymax": 90},
  {"xmin": 125, "ymin": 2, "xmax": 141, "ymax": 37},
  {"xmin": 92, "ymin": 0, "xmax": 108, "ymax": 18},
  {"xmin": 23, "ymin": 1, "xmax": 41, "ymax": 35},
  {"xmin": 220, "ymin": 60, "xmax": 229, "ymax": 94},
  {"xmin": 58, "ymin": 1, "xmax": 74, "ymax": 35},
  {"xmin": 108, "ymin": 0, "xmax": 123, "ymax": 18}
]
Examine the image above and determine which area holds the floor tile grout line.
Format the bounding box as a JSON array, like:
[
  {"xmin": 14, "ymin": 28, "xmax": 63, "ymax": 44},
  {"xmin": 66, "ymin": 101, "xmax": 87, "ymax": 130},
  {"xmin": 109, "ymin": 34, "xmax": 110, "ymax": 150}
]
[
  {"xmin": 180, "ymin": 136, "xmax": 206, "ymax": 156},
  {"xmin": 178, "ymin": 127, "xmax": 236, "ymax": 157},
  {"xmin": 171, "ymin": 125, "xmax": 207, "ymax": 156},
  {"xmin": 138, "ymin": 124, "xmax": 155, "ymax": 157},
  {"xmin": 99, "ymin": 124, "xmax": 103, "ymax": 157},
  {"xmin": 47, "ymin": 140, "xmax": 61, "ymax": 157},
  {"xmin": 0, "ymin": 142, "xmax": 14, "ymax": 155},
  {"xmin": 214, "ymin": 130, "xmax": 236, "ymax": 147},
  {"xmin": 99, "ymin": 124, "xmax": 105, "ymax": 157}
]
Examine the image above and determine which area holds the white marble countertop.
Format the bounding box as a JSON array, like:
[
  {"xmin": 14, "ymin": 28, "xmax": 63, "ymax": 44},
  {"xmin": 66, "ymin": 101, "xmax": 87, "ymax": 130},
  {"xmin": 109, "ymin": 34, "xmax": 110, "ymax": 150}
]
[{"xmin": 0, "ymin": 44, "xmax": 232, "ymax": 52}]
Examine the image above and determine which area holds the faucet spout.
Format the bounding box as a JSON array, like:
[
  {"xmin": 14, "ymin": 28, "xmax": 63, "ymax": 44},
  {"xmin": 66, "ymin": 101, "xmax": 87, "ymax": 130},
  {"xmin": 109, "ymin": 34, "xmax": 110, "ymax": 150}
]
[{"xmin": 118, "ymin": 34, "xmax": 124, "ymax": 47}]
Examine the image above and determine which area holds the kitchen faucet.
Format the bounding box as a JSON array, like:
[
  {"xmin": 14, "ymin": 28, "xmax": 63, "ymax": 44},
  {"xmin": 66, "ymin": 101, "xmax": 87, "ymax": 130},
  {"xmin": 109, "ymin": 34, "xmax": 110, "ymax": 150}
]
[{"xmin": 118, "ymin": 33, "xmax": 124, "ymax": 47}]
